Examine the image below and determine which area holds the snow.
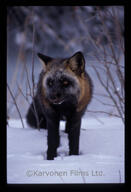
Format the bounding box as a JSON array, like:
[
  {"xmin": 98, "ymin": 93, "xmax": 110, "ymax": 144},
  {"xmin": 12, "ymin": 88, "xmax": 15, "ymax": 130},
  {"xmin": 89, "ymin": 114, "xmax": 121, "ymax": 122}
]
[{"xmin": 7, "ymin": 117, "xmax": 124, "ymax": 184}]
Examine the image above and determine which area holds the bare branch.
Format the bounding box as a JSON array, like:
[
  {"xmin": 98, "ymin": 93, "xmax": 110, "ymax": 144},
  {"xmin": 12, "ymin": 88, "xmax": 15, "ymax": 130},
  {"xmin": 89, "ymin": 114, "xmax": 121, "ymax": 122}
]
[
  {"xmin": 31, "ymin": 12, "xmax": 36, "ymax": 97},
  {"xmin": 88, "ymin": 7, "xmax": 125, "ymax": 123},
  {"xmin": 87, "ymin": 110, "xmax": 121, "ymax": 118},
  {"xmin": 7, "ymin": 83, "xmax": 25, "ymax": 128}
]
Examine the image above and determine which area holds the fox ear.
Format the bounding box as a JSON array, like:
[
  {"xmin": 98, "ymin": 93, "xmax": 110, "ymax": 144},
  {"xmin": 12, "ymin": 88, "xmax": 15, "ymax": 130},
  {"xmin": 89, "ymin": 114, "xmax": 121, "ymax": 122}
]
[
  {"xmin": 68, "ymin": 51, "xmax": 85, "ymax": 75},
  {"xmin": 37, "ymin": 53, "xmax": 53, "ymax": 70}
]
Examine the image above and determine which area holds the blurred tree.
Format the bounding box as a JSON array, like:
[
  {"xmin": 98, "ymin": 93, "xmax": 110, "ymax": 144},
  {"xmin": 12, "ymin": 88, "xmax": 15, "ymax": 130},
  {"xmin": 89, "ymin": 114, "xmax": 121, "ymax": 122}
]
[{"xmin": 7, "ymin": 6, "xmax": 124, "ymax": 57}]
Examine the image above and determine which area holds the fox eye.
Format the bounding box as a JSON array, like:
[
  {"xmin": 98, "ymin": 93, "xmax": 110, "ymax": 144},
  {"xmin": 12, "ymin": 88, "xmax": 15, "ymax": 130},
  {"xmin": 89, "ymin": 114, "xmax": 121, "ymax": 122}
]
[
  {"xmin": 63, "ymin": 80, "xmax": 69, "ymax": 87},
  {"xmin": 47, "ymin": 79, "xmax": 53, "ymax": 87}
]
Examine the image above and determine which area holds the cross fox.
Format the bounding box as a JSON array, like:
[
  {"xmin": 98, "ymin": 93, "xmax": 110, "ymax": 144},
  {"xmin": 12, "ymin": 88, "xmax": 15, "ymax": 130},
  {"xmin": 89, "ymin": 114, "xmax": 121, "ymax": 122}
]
[{"xmin": 26, "ymin": 51, "xmax": 93, "ymax": 160}]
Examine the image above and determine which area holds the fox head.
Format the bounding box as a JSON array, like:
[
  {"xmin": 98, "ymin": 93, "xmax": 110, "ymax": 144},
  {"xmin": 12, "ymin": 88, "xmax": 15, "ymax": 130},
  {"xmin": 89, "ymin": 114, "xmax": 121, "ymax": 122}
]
[{"xmin": 37, "ymin": 51, "xmax": 86, "ymax": 105}]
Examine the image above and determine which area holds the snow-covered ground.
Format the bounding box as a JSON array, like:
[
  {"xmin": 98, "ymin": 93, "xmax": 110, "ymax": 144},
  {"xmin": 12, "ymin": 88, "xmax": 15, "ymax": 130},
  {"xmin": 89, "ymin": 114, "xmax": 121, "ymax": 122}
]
[{"xmin": 7, "ymin": 116, "xmax": 124, "ymax": 184}]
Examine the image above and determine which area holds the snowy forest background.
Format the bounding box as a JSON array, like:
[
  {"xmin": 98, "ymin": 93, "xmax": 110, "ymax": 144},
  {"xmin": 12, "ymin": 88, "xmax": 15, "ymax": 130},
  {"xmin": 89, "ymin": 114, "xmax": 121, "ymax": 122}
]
[
  {"xmin": 7, "ymin": 6, "xmax": 125, "ymax": 183},
  {"xmin": 7, "ymin": 6, "xmax": 124, "ymax": 123}
]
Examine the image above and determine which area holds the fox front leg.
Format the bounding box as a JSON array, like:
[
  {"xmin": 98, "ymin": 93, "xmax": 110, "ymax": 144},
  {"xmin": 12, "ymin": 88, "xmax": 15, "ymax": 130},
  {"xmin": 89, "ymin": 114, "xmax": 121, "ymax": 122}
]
[
  {"xmin": 67, "ymin": 116, "xmax": 81, "ymax": 155},
  {"xmin": 46, "ymin": 116, "xmax": 60, "ymax": 160}
]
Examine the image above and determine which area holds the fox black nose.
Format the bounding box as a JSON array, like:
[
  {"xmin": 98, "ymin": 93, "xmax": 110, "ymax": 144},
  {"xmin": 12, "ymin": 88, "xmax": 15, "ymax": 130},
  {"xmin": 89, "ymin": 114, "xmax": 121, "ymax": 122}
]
[
  {"xmin": 51, "ymin": 92, "xmax": 62, "ymax": 100},
  {"xmin": 56, "ymin": 92, "xmax": 61, "ymax": 98}
]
